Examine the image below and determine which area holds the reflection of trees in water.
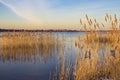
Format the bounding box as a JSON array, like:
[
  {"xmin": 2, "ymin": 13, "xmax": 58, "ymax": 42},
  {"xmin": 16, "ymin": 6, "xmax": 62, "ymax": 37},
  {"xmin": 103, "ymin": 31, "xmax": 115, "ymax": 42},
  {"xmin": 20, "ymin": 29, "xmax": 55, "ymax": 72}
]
[{"xmin": 0, "ymin": 32, "xmax": 61, "ymax": 63}]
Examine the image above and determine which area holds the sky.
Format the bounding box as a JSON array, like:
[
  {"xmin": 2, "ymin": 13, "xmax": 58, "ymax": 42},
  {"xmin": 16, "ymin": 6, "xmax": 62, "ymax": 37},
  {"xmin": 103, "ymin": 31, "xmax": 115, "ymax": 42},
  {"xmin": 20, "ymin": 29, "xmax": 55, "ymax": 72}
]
[{"xmin": 0, "ymin": 0, "xmax": 120, "ymax": 30}]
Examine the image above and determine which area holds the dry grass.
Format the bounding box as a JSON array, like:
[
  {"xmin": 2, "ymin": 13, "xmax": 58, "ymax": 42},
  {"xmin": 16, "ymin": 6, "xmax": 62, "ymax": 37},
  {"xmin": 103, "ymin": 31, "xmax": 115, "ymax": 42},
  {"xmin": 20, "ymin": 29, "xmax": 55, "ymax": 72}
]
[
  {"xmin": 74, "ymin": 14, "xmax": 120, "ymax": 80},
  {"xmin": 0, "ymin": 32, "xmax": 55, "ymax": 49},
  {"xmin": 53, "ymin": 14, "xmax": 120, "ymax": 80},
  {"xmin": 0, "ymin": 32, "xmax": 60, "ymax": 63}
]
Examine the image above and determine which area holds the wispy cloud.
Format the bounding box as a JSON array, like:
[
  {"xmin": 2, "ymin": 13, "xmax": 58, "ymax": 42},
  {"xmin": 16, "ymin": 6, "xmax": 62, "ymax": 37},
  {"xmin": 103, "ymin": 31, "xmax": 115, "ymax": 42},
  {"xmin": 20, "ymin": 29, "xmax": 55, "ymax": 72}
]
[
  {"xmin": 0, "ymin": 0, "xmax": 42, "ymax": 24},
  {"xmin": 0, "ymin": 0, "xmax": 22, "ymax": 17}
]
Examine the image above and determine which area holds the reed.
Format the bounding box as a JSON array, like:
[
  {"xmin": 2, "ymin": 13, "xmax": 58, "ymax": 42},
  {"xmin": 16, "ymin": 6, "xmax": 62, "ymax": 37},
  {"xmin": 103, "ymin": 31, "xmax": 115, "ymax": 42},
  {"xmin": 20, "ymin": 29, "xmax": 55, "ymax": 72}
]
[
  {"xmin": 75, "ymin": 14, "xmax": 120, "ymax": 80},
  {"xmin": 0, "ymin": 32, "xmax": 60, "ymax": 63},
  {"xmin": 54, "ymin": 14, "xmax": 120, "ymax": 80}
]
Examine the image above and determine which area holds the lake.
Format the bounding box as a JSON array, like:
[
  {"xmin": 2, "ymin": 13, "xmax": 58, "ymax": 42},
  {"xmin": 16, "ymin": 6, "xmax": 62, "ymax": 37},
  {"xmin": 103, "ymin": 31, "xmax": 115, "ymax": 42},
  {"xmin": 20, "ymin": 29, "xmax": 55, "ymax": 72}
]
[
  {"xmin": 0, "ymin": 31, "xmax": 114, "ymax": 80},
  {"xmin": 0, "ymin": 32, "xmax": 87, "ymax": 80}
]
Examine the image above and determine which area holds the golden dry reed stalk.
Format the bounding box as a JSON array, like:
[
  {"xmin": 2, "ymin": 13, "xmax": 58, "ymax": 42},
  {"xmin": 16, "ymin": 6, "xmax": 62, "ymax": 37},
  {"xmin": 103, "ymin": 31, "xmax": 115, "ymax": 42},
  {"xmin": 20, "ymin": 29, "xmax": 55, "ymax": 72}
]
[{"xmin": 56, "ymin": 14, "xmax": 120, "ymax": 80}]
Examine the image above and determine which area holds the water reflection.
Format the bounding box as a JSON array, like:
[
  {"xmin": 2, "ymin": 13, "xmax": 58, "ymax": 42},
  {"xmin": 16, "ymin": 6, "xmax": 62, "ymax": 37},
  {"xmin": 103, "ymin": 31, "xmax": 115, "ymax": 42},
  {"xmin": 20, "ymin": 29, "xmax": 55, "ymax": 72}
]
[
  {"xmin": 0, "ymin": 32, "xmax": 61, "ymax": 63},
  {"xmin": 0, "ymin": 32, "xmax": 88, "ymax": 80}
]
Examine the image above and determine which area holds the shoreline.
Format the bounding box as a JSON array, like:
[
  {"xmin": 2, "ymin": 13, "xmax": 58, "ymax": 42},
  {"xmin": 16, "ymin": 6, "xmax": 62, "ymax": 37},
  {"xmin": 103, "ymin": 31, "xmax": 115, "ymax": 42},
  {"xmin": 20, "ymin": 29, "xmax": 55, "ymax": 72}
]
[{"xmin": 0, "ymin": 29, "xmax": 119, "ymax": 32}]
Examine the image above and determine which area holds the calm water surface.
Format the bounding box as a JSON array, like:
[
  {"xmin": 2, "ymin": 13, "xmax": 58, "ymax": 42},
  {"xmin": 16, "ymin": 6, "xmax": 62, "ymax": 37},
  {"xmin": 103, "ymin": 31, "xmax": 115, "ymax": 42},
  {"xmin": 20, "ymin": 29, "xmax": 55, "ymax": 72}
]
[
  {"xmin": 0, "ymin": 32, "xmax": 85, "ymax": 80},
  {"xmin": 0, "ymin": 32, "xmax": 109, "ymax": 80}
]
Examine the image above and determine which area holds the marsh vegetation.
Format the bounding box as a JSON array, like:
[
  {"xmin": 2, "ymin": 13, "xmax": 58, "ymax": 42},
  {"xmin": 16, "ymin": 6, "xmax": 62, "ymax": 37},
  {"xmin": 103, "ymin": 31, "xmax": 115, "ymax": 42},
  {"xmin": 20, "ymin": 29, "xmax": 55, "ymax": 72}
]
[
  {"xmin": 51, "ymin": 14, "xmax": 120, "ymax": 80},
  {"xmin": 0, "ymin": 32, "xmax": 61, "ymax": 63}
]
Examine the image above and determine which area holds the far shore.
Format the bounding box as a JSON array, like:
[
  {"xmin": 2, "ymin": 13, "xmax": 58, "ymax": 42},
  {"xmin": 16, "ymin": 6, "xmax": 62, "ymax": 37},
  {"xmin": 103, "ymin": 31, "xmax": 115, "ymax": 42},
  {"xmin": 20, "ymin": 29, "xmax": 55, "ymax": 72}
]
[{"xmin": 0, "ymin": 29, "xmax": 119, "ymax": 32}]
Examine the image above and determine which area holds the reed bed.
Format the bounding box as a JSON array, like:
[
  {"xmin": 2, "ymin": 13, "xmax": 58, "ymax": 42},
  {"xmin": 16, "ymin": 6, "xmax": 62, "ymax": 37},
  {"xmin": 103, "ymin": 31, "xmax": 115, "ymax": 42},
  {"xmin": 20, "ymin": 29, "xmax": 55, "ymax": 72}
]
[
  {"xmin": 53, "ymin": 14, "xmax": 120, "ymax": 80},
  {"xmin": 73, "ymin": 51, "xmax": 120, "ymax": 80},
  {"xmin": 0, "ymin": 32, "xmax": 55, "ymax": 49},
  {"xmin": 0, "ymin": 32, "xmax": 60, "ymax": 63},
  {"xmin": 75, "ymin": 14, "xmax": 120, "ymax": 80}
]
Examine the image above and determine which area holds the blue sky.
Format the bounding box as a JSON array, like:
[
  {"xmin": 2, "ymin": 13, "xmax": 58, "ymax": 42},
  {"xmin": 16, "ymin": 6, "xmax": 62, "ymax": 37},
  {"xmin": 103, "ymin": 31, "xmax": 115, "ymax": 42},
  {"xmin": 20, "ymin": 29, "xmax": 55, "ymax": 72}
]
[{"xmin": 0, "ymin": 0, "xmax": 120, "ymax": 29}]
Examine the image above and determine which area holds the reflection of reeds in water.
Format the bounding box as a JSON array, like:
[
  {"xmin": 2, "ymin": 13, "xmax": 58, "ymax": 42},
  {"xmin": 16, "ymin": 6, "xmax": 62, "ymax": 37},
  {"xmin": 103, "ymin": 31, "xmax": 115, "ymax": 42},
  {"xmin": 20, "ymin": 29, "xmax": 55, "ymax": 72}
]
[{"xmin": 0, "ymin": 32, "xmax": 60, "ymax": 63}]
